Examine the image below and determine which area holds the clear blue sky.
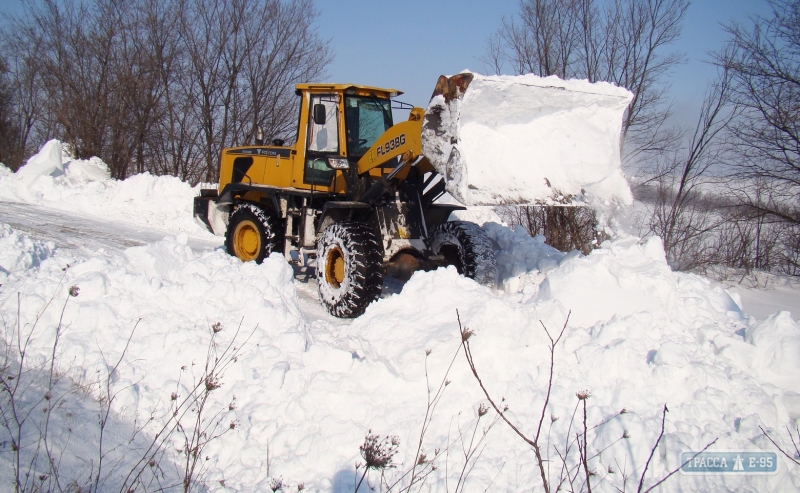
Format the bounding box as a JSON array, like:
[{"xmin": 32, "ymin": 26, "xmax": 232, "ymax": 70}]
[{"xmin": 315, "ymin": 0, "xmax": 774, "ymax": 126}]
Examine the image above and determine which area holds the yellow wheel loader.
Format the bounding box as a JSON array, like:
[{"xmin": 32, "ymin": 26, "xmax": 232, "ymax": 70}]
[{"xmin": 194, "ymin": 72, "xmax": 633, "ymax": 317}]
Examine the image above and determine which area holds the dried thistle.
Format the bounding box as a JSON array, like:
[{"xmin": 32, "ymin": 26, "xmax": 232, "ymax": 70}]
[
  {"xmin": 359, "ymin": 432, "xmax": 400, "ymax": 470},
  {"xmin": 551, "ymin": 414, "xmax": 559, "ymax": 423},
  {"xmin": 269, "ymin": 477, "xmax": 284, "ymax": 491},
  {"xmin": 478, "ymin": 403, "xmax": 489, "ymax": 417},
  {"xmin": 576, "ymin": 390, "xmax": 591, "ymax": 400},
  {"xmin": 205, "ymin": 376, "xmax": 221, "ymax": 391},
  {"xmin": 622, "ymin": 430, "xmax": 630, "ymax": 439},
  {"xmin": 68, "ymin": 285, "xmax": 80, "ymax": 297},
  {"xmin": 425, "ymin": 348, "xmax": 432, "ymax": 356},
  {"xmin": 460, "ymin": 326, "xmax": 475, "ymax": 342},
  {"xmin": 212, "ymin": 322, "xmax": 223, "ymax": 333},
  {"xmin": 417, "ymin": 453, "xmax": 427, "ymax": 465},
  {"xmin": 171, "ymin": 392, "xmax": 178, "ymax": 401}
]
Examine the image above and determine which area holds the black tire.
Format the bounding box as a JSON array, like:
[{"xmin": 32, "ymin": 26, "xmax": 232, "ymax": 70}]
[
  {"xmin": 430, "ymin": 221, "xmax": 497, "ymax": 286},
  {"xmin": 225, "ymin": 202, "xmax": 277, "ymax": 264},
  {"xmin": 316, "ymin": 222, "xmax": 383, "ymax": 318}
]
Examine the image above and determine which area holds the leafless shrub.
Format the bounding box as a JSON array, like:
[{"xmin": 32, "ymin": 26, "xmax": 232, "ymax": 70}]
[{"xmin": 497, "ymin": 205, "xmax": 604, "ymax": 254}]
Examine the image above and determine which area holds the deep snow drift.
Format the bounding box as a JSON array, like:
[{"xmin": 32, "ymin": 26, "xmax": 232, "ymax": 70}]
[
  {"xmin": 0, "ymin": 140, "xmax": 212, "ymax": 237},
  {"xmin": 1, "ymin": 144, "xmax": 799, "ymax": 492},
  {"xmin": 422, "ymin": 72, "xmax": 633, "ymax": 207}
]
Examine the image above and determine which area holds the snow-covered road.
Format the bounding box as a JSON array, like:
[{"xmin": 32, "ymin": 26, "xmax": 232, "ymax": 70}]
[{"xmin": 0, "ymin": 199, "xmax": 223, "ymax": 255}]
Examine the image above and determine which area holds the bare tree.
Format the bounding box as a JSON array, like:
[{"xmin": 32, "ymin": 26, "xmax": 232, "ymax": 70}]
[
  {"xmin": 238, "ymin": 0, "xmax": 331, "ymax": 147},
  {"xmin": 486, "ymin": 0, "xmax": 689, "ymax": 164},
  {"xmin": 0, "ymin": 56, "xmax": 20, "ymax": 168},
  {"xmin": 717, "ymin": 0, "xmax": 800, "ymax": 227},
  {"xmin": 2, "ymin": 0, "xmax": 330, "ymax": 183},
  {"xmin": 648, "ymin": 68, "xmax": 739, "ymax": 270}
]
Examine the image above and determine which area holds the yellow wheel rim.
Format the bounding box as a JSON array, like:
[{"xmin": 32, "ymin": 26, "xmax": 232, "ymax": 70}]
[
  {"xmin": 233, "ymin": 220, "xmax": 261, "ymax": 261},
  {"xmin": 325, "ymin": 247, "xmax": 345, "ymax": 288}
]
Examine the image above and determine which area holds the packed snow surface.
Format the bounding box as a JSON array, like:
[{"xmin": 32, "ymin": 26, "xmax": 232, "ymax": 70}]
[
  {"xmin": 422, "ymin": 72, "xmax": 634, "ymax": 206},
  {"xmin": 1, "ymin": 143, "xmax": 799, "ymax": 492}
]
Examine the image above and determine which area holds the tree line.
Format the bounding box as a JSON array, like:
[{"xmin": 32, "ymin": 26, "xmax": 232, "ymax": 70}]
[
  {"xmin": 0, "ymin": 0, "xmax": 330, "ymax": 182},
  {"xmin": 491, "ymin": 0, "xmax": 799, "ymax": 277}
]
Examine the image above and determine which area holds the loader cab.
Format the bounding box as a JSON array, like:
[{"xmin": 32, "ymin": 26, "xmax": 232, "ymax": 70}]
[
  {"xmin": 292, "ymin": 83, "xmax": 399, "ymax": 192},
  {"xmin": 217, "ymin": 83, "xmax": 402, "ymax": 196}
]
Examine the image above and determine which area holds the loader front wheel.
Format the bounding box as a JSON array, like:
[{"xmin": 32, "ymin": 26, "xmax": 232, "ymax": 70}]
[
  {"xmin": 316, "ymin": 222, "xmax": 383, "ymax": 318},
  {"xmin": 431, "ymin": 221, "xmax": 497, "ymax": 286},
  {"xmin": 225, "ymin": 203, "xmax": 277, "ymax": 264}
]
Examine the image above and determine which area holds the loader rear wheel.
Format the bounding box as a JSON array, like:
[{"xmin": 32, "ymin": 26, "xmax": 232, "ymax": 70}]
[
  {"xmin": 431, "ymin": 221, "xmax": 497, "ymax": 286},
  {"xmin": 316, "ymin": 222, "xmax": 383, "ymax": 318},
  {"xmin": 225, "ymin": 203, "xmax": 276, "ymax": 264}
]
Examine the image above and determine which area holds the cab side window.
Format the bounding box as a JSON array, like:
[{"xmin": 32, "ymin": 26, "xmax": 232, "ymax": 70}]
[{"xmin": 304, "ymin": 95, "xmax": 339, "ymax": 186}]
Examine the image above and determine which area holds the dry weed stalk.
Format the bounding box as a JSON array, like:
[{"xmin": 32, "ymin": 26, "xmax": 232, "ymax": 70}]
[
  {"xmin": 457, "ymin": 310, "xmax": 717, "ymax": 493},
  {"xmin": 759, "ymin": 424, "xmax": 800, "ymax": 467},
  {"xmin": 458, "ymin": 309, "xmax": 568, "ymax": 493},
  {"xmin": 0, "ymin": 278, "xmax": 253, "ymax": 492}
]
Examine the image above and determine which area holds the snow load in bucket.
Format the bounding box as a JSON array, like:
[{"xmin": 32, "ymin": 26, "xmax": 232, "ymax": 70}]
[{"xmin": 421, "ymin": 72, "xmax": 634, "ymax": 206}]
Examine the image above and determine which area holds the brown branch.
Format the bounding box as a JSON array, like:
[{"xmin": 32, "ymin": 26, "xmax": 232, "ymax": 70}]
[
  {"xmin": 760, "ymin": 425, "xmax": 800, "ymax": 466},
  {"xmin": 637, "ymin": 404, "xmax": 668, "ymax": 493},
  {"xmin": 458, "ymin": 310, "xmax": 570, "ymax": 493},
  {"xmin": 642, "ymin": 438, "xmax": 717, "ymax": 493}
]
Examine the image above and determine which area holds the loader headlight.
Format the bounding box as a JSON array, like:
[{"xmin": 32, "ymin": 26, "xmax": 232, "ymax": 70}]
[{"xmin": 326, "ymin": 157, "xmax": 350, "ymax": 170}]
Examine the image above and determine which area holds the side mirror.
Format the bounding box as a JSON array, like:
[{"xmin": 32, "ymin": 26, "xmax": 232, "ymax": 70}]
[{"xmin": 313, "ymin": 103, "xmax": 326, "ymax": 125}]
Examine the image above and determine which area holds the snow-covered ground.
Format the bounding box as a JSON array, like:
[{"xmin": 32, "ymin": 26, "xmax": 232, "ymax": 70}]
[{"xmin": 0, "ymin": 142, "xmax": 799, "ymax": 492}]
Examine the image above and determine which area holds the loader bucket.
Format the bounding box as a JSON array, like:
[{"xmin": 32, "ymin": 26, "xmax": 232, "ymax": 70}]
[{"xmin": 421, "ymin": 72, "xmax": 634, "ymax": 206}]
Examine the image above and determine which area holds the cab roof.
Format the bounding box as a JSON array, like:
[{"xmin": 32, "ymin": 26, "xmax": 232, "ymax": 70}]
[{"xmin": 294, "ymin": 83, "xmax": 402, "ymax": 98}]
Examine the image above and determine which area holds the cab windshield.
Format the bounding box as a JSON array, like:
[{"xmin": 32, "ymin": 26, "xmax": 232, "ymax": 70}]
[{"xmin": 344, "ymin": 96, "xmax": 393, "ymax": 158}]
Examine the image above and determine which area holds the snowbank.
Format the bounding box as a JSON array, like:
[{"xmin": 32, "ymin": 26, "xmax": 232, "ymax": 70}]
[
  {"xmin": 0, "ymin": 223, "xmax": 55, "ymax": 283},
  {"xmin": 422, "ymin": 72, "xmax": 634, "ymax": 206},
  {"xmin": 1, "ymin": 219, "xmax": 798, "ymax": 491},
  {"xmin": 1, "ymin": 140, "xmax": 210, "ymax": 236}
]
